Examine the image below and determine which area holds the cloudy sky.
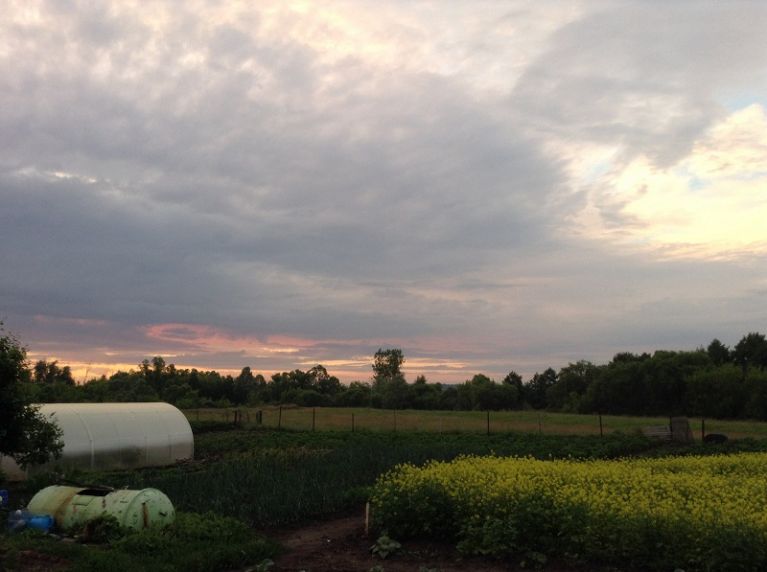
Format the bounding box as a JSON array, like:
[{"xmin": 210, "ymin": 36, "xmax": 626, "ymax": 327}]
[{"xmin": 2, "ymin": 1, "xmax": 767, "ymax": 383}]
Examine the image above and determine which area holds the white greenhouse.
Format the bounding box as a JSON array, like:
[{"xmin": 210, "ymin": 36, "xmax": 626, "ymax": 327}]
[{"xmin": 0, "ymin": 402, "xmax": 194, "ymax": 480}]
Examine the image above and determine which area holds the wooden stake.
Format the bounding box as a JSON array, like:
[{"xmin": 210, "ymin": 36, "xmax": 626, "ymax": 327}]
[{"xmin": 365, "ymin": 502, "xmax": 370, "ymax": 536}]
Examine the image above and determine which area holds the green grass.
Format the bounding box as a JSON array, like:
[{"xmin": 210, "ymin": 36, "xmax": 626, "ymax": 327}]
[
  {"xmin": 0, "ymin": 511, "xmax": 277, "ymax": 572},
  {"xmin": 184, "ymin": 406, "xmax": 767, "ymax": 439}
]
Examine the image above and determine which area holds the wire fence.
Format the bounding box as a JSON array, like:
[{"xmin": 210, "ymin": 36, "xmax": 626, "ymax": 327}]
[{"xmin": 182, "ymin": 406, "xmax": 767, "ymax": 440}]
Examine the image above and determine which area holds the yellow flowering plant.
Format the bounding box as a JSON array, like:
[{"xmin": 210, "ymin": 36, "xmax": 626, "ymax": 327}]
[{"xmin": 371, "ymin": 453, "xmax": 767, "ymax": 571}]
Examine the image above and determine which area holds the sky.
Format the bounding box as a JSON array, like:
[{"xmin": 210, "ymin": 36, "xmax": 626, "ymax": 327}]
[{"xmin": 2, "ymin": 1, "xmax": 767, "ymax": 383}]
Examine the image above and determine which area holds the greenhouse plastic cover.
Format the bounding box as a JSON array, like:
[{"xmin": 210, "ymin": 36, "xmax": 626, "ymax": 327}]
[{"xmin": 0, "ymin": 402, "xmax": 193, "ymax": 480}]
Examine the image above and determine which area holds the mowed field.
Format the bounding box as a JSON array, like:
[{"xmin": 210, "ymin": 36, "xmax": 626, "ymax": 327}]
[{"xmin": 183, "ymin": 406, "xmax": 767, "ymax": 439}]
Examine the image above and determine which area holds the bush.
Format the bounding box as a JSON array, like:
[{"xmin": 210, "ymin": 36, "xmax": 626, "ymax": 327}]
[{"xmin": 0, "ymin": 511, "xmax": 277, "ymax": 572}]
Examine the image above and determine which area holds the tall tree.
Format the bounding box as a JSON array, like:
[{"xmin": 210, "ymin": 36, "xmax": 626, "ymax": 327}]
[
  {"xmin": 371, "ymin": 348, "xmax": 406, "ymax": 409},
  {"xmin": 372, "ymin": 348, "xmax": 405, "ymax": 386},
  {"xmin": 0, "ymin": 325, "xmax": 63, "ymax": 468}
]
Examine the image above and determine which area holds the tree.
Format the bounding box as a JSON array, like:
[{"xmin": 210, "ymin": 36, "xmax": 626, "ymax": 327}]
[
  {"xmin": 685, "ymin": 365, "xmax": 746, "ymax": 418},
  {"xmin": 378, "ymin": 375, "xmax": 410, "ymax": 409},
  {"xmin": 308, "ymin": 365, "xmax": 341, "ymax": 396},
  {"xmin": 525, "ymin": 368, "xmax": 557, "ymax": 409},
  {"xmin": 371, "ymin": 349, "xmax": 408, "ymax": 408},
  {"xmin": 0, "ymin": 326, "xmax": 63, "ymax": 469},
  {"xmin": 502, "ymin": 370, "xmax": 525, "ymax": 408},
  {"xmin": 707, "ymin": 339, "xmax": 731, "ymax": 366},
  {"xmin": 372, "ymin": 348, "xmax": 405, "ymax": 386},
  {"xmin": 336, "ymin": 381, "xmax": 373, "ymax": 406},
  {"xmin": 733, "ymin": 332, "xmax": 767, "ymax": 375},
  {"xmin": 548, "ymin": 361, "xmax": 599, "ymax": 411},
  {"xmin": 32, "ymin": 359, "xmax": 75, "ymax": 385},
  {"xmin": 458, "ymin": 374, "xmax": 519, "ymax": 410}
]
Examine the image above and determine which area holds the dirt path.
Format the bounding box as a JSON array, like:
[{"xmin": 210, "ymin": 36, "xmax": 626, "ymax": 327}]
[
  {"xmin": 271, "ymin": 513, "xmax": 514, "ymax": 572},
  {"xmin": 269, "ymin": 512, "xmax": 613, "ymax": 572}
]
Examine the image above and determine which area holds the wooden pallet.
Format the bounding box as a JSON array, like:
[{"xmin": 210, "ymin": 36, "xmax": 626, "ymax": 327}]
[{"xmin": 642, "ymin": 425, "xmax": 672, "ymax": 440}]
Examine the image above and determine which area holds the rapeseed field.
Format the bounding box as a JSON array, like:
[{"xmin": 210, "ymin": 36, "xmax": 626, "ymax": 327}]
[{"xmin": 372, "ymin": 453, "xmax": 767, "ymax": 571}]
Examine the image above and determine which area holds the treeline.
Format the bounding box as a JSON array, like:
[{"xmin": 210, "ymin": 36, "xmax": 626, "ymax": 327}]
[{"xmin": 22, "ymin": 333, "xmax": 767, "ymax": 420}]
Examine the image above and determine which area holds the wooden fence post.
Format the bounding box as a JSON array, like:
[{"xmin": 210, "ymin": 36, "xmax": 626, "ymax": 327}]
[{"xmin": 278, "ymin": 405, "xmax": 282, "ymax": 429}]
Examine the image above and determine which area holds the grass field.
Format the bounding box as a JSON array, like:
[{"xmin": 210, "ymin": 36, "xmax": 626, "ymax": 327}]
[{"xmin": 183, "ymin": 406, "xmax": 767, "ymax": 439}]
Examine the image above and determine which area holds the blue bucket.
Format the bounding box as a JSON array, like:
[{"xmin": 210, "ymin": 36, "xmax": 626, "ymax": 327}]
[{"xmin": 27, "ymin": 514, "xmax": 54, "ymax": 533}]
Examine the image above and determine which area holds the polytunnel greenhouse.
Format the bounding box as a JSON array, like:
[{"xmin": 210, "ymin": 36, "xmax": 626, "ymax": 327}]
[{"xmin": 0, "ymin": 402, "xmax": 194, "ymax": 480}]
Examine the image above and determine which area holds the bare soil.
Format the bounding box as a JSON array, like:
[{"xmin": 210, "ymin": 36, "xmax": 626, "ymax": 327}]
[
  {"xmin": 271, "ymin": 514, "xmax": 510, "ymax": 572},
  {"xmin": 269, "ymin": 512, "xmax": 633, "ymax": 572},
  {"xmin": 0, "ymin": 549, "xmax": 70, "ymax": 572}
]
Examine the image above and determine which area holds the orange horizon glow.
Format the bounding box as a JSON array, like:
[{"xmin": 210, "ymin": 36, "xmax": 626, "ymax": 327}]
[{"xmin": 25, "ymin": 347, "xmax": 530, "ymax": 386}]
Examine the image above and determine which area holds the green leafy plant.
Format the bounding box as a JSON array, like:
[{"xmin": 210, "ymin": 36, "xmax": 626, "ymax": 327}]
[
  {"xmin": 81, "ymin": 515, "xmax": 126, "ymax": 544},
  {"xmin": 371, "ymin": 533, "xmax": 402, "ymax": 559}
]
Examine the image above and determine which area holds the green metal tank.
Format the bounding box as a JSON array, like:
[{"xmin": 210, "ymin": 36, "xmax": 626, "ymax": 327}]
[{"xmin": 27, "ymin": 485, "xmax": 175, "ymax": 531}]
